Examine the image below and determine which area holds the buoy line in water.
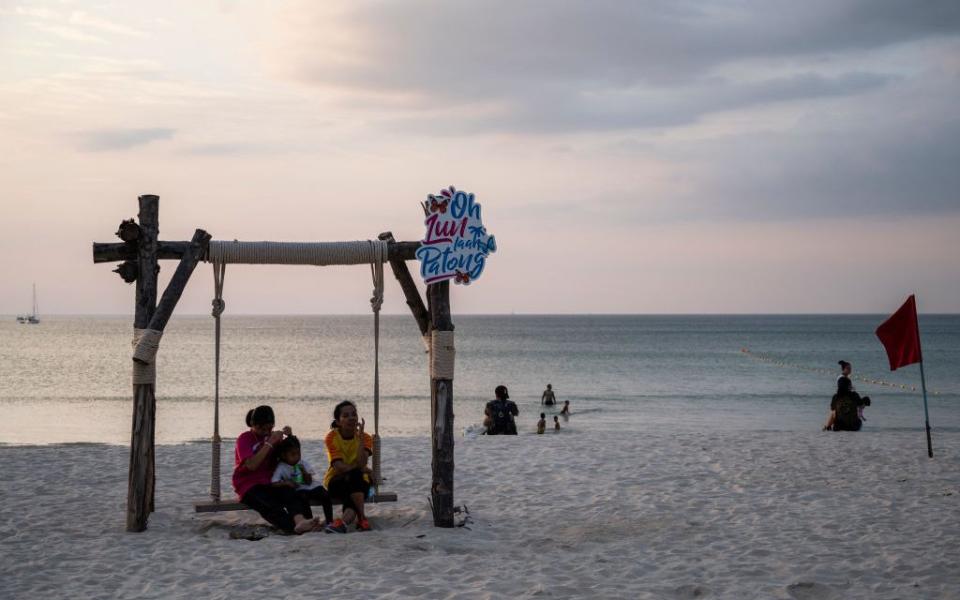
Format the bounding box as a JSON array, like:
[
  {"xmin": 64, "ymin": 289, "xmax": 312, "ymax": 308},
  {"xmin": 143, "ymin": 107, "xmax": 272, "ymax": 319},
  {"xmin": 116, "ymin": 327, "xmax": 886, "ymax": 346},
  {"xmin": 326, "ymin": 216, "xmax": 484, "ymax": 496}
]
[{"xmin": 739, "ymin": 348, "xmax": 944, "ymax": 396}]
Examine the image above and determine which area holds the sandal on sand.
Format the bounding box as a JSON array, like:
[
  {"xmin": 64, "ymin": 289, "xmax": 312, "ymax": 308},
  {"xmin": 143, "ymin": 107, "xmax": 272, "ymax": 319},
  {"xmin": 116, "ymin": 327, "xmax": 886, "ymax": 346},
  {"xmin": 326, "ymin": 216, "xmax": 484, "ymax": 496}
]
[{"xmin": 324, "ymin": 519, "xmax": 348, "ymax": 534}]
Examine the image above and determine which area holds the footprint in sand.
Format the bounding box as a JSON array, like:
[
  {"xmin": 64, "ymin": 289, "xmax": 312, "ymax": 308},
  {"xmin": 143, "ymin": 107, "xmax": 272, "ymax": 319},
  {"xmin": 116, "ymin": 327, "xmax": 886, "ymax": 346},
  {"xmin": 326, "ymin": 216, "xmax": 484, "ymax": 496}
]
[
  {"xmin": 787, "ymin": 581, "xmax": 838, "ymax": 600},
  {"xmin": 673, "ymin": 584, "xmax": 710, "ymax": 598}
]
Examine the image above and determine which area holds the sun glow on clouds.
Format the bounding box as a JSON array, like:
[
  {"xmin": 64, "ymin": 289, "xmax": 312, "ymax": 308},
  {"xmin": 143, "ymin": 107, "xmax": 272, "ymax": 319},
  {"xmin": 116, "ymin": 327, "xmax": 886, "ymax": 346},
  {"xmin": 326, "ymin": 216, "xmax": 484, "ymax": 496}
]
[{"xmin": 0, "ymin": 1, "xmax": 958, "ymax": 314}]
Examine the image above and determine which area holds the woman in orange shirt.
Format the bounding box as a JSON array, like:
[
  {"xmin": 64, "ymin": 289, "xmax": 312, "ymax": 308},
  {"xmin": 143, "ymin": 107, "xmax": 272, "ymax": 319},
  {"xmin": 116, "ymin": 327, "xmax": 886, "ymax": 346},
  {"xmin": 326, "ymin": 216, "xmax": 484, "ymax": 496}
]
[{"xmin": 324, "ymin": 401, "xmax": 374, "ymax": 532}]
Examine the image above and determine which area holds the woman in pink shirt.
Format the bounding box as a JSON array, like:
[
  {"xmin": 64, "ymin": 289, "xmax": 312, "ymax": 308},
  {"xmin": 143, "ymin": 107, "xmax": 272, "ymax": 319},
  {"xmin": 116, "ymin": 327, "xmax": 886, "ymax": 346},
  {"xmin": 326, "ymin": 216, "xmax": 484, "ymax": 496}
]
[{"xmin": 233, "ymin": 405, "xmax": 318, "ymax": 533}]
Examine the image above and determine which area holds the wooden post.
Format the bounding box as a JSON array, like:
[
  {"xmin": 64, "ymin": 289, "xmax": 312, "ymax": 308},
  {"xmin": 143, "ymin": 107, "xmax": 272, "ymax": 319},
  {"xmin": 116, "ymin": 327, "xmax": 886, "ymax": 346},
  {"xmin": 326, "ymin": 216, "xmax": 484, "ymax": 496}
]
[
  {"xmin": 428, "ymin": 281, "xmax": 455, "ymax": 527},
  {"xmin": 137, "ymin": 229, "xmax": 211, "ymax": 338},
  {"xmin": 378, "ymin": 232, "xmax": 430, "ymax": 337},
  {"xmin": 128, "ymin": 194, "xmax": 159, "ymax": 531}
]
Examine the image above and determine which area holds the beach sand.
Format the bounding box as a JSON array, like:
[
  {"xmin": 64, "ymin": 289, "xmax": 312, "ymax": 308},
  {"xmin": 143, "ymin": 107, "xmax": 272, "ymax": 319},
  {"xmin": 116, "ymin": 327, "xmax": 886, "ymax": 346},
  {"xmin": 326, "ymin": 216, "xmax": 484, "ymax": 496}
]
[{"xmin": 1, "ymin": 430, "xmax": 957, "ymax": 599}]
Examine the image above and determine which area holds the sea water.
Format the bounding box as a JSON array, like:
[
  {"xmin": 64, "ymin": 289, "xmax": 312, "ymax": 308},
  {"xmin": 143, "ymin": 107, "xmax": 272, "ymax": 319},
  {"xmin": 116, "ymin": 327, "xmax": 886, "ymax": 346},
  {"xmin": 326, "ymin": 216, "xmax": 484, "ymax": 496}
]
[{"xmin": 0, "ymin": 315, "xmax": 957, "ymax": 444}]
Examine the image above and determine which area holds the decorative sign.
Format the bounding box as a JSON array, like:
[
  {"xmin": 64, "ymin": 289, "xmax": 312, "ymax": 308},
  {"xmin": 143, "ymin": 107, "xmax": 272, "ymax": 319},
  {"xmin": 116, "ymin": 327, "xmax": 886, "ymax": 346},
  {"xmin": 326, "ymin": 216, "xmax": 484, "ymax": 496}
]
[{"xmin": 416, "ymin": 186, "xmax": 497, "ymax": 285}]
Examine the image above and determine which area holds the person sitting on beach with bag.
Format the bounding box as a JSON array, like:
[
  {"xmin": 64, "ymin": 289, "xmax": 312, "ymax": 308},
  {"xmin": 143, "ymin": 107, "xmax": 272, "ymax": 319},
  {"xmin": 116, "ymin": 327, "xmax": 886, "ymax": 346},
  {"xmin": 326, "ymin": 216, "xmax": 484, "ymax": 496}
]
[
  {"xmin": 825, "ymin": 376, "xmax": 871, "ymax": 431},
  {"xmin": 271, "ymin": 435, "xmax": 342, "ymax": 533},
  {"xmin": 323, "ymin": 401, "xmax": 374, "ymax": 532},
  {"xmin": 233, "ymin": 405, "xmax": 319, "ymax": 534},
  {"xmin": 484, "ymin": 385, "xmax": 519, "ymax": 435}
]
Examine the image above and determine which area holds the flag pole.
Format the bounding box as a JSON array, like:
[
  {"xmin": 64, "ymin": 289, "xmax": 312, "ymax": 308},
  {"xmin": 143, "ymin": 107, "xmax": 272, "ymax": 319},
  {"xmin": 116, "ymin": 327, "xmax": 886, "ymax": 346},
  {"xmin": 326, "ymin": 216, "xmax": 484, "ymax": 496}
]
[
  {"xmin": 919, "ymin": 359, "xmax": 932, "ymax": 458},
  {"xmin": 914, "ymin": 303, "xmax": 933, "ymax": 458}
]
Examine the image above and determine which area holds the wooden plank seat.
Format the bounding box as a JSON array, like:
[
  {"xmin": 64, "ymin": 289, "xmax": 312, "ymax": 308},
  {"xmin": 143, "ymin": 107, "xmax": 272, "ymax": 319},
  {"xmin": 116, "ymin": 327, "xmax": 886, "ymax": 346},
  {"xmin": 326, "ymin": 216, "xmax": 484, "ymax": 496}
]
[{"xmin": 194, "ymin": 492, "xmax": 398, "ymax": 513}]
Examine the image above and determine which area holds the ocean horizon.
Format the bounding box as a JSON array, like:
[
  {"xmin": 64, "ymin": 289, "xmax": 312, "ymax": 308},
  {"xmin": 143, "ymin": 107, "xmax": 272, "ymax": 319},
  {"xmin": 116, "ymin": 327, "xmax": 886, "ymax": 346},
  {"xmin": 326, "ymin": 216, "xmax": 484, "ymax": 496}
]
[{"xmin": 2, "ymin": 314, "xmax": 957, "ymax": 445}]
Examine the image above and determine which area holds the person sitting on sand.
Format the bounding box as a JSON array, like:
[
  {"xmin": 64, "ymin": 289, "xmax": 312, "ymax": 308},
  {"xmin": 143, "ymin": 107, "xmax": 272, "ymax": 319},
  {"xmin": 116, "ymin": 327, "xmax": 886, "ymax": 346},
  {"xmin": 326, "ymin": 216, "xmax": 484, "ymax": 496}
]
[
  {"xmin": 541, "ymin": 384, "xmax": 556, "ymax": 406},
  {"xmin": 560, "ymin": 400, "xmax": 570, "ymax": 417},
  {"xmin": 537, "ymin": 413, "xmax": 546, "ymax": 435},
  {"xmin": 485, "ymin": 385, "xmax": 519, "ymax": 435},
  {"xmin": 824, "ymin": 377, "xmax": 871, "ymax": 431},
  {"xmin": 232, "ymin": 405, "xmax": 319, "ymax": 534},
  {"xmin": 323, "ymin": 401, "xmax": 374, "ymax": 532},
  {"xmin": 553, "ymin": 415, "xmax": 560, "ymax": 431},
  {"xmin": 272, "ymin": 435, "xmax": 342, "ymax": 533},
  {"xmin": 838, "ymin": 360, "xmax": 868, "ymax": 423}
]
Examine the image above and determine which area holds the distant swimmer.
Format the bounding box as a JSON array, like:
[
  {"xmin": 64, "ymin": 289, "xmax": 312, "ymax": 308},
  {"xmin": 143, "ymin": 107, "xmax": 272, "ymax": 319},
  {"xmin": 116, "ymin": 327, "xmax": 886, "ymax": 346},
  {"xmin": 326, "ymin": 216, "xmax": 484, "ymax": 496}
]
[
  {"xmin": 560, "ymin": 400, "xmax": 570, "ymax": 417},
  {"xmin": 553, "ymin": 416, "xmax": 560, "ymax": 431},
  {"xmin": 541, "ymin": 384, "xmax": 556, "ymax": 407},
  {"xmin": 537, "ymin": 413, "xmax": 546, "ymax": 435}
]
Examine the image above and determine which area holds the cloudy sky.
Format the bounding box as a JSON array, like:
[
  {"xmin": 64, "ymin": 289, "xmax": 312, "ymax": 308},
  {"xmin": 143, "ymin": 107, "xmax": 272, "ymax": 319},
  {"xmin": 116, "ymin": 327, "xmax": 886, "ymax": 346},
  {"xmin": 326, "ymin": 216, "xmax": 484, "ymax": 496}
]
[{"xmin": 1, "ymin": 0, "xmax": 958, "ymax": 314}]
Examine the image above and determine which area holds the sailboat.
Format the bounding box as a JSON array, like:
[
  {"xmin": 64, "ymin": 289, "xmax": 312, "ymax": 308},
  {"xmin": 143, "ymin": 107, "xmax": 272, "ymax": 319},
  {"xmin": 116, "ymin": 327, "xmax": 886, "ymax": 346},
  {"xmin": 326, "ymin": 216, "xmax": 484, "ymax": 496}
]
[{"xmin": 16, "ymin": 284, "xmax": 40, "ymax": 324}]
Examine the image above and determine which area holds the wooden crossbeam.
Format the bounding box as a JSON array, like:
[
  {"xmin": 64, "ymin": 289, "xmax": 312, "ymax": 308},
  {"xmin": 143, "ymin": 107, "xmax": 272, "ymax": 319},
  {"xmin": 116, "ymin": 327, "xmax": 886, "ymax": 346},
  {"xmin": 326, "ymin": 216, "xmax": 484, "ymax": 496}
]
[{"xmin": 93, "ymin": 240, "xmax": 422, "ymax": 264}]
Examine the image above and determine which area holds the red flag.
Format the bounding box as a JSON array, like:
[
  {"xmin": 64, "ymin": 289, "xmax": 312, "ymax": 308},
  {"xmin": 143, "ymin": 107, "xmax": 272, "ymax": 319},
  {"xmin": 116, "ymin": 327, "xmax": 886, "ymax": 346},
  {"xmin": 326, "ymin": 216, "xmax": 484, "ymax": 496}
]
[{"xmin": 875, "ymin": 295, "xmax": 923, "ymax": 371}]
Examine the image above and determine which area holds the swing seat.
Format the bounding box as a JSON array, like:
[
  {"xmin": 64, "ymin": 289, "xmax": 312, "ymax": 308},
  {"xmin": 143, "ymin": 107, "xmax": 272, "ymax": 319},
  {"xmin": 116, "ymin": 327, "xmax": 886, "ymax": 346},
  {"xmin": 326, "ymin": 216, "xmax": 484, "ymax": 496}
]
[{"xmin": 194, "ymin": 492, "xmax": 398, "ymax": 513}]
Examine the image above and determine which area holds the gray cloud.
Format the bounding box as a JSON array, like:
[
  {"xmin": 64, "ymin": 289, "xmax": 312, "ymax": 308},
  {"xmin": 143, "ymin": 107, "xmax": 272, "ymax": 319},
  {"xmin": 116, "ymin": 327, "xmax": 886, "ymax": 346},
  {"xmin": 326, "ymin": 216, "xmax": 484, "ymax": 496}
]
[
  {"xmin": 287, "ymin": 0, "xmax": 959, "ymax": 132},
  {"xmin": 77, "ymin": 127, "xmax": 175, "ymax": 151},
  {"xmin": 275, "ymin": 0, "xmax": 960, "ymax": 220},
  {"xmin": 185, "ymin": 142, "xmax": 274, "ymax": 156},
  {"xmin": 680, "ymin": 119, "xmax": 960, "ymax": 220},
  {"xmin": 381, "ymin": 71, "xmax": 893, "ymax": 135}
]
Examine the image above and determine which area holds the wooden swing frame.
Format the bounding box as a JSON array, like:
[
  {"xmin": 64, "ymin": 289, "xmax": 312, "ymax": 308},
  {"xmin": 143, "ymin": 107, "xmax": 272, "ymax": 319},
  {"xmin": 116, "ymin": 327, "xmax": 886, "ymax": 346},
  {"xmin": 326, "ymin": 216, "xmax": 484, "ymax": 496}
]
[{"xmin": 93, "ymin": 195, "xmax": 456, "ymax": 532}]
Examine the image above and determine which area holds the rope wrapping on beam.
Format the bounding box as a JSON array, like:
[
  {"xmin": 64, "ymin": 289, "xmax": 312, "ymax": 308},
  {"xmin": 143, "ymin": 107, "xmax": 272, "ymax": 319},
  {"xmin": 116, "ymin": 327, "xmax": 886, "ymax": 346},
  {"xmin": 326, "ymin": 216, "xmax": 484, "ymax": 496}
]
[
  {"xmin": 207, "ymin": 240, "xmax": 390, "ymax": 266},
  {"xmin": 131, "ymin": 329, "xmax": 157, "ymax": 385},
  {"xmin": 430, "ymin": 330, "xmax": 455, "ymax": 380},
  {"xmin": 132, "ymin": 328, "xmax": 163, "ymax": 365}
]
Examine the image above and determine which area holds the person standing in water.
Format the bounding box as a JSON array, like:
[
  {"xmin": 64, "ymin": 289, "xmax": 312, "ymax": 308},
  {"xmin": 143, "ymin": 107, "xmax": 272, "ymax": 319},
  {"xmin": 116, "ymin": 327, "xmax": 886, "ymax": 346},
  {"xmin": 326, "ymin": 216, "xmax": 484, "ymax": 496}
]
[
  {"xmin": 825, "ymin": 361, "xmax": 853, "ymax": 430},
  {"xmin": 541, "ymin": 384, "xmax": 556, "ymax": 407},
  {"xmin": 838, "ymin": 360, "xmax": 855, "ymax": 390}
]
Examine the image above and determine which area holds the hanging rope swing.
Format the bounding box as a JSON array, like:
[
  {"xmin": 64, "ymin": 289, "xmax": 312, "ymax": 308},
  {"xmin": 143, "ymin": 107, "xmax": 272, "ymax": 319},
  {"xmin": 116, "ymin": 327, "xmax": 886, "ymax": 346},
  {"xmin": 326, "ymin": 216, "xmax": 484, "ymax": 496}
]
[{"xmin": 195, "ymin": 240, "xmax": 397, "ymax": 513}]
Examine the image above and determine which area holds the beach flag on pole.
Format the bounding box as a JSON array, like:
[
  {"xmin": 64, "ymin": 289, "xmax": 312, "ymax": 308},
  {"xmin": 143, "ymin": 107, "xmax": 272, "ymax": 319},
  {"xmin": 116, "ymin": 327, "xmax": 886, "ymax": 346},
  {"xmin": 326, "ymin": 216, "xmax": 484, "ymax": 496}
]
[{"xmin": 875, "ymin": 294, "xmax": 932, "ymax": 457}]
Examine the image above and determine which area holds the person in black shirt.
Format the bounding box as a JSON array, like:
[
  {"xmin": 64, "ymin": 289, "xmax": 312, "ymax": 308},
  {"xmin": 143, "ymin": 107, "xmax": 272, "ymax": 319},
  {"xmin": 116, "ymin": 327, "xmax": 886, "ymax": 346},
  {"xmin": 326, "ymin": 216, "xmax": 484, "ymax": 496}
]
[
  {"xmin": 825, "ymin": 376, "xmax": 871, "ymax": 431},
  {"xmin": 484, "ymin": 385, "xmax": 519, "ymax": 435}
]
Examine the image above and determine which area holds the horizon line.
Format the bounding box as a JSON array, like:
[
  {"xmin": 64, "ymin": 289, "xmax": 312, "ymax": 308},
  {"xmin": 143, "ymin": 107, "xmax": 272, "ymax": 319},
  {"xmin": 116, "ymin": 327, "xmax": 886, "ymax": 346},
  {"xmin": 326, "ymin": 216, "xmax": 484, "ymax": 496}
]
[{"xmin": 5, "ymin": 312, "xmax": 960, "ymax": 317}]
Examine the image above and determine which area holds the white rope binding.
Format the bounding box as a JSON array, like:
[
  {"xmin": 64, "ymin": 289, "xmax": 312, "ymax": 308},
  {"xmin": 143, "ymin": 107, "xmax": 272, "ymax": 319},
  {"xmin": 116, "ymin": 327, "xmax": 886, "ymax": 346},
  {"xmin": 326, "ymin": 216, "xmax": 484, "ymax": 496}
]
[
  {"xmin": 131, "ymin": 329, "xmax": 158, "ymax": 385},
  {"xmin": 132, "ymin": 328, "xmax": 163, "ymax": 365},
  {"xmin": 430, "ymin": 330, "xmax": 455, "ymax": 380},
  {"xmin": 207, "ymin": 240, "xmax": 388, "ymax": 266}
]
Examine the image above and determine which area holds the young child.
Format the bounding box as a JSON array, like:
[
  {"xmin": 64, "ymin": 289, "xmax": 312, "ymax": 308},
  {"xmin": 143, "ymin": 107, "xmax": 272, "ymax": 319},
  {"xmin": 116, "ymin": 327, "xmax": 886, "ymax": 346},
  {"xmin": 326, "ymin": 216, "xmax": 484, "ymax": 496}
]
[
  {"xmin": 553, "ymin": 415, "xmax": 560, "ymax": 431},
  {"xmin": 537, "ymin": 413, "xmax": 546, "ymax": 434},
  {"xmin": 560, "ymin": 400, "xmax": 570, "ymax": 417},
  {"xmin": 272, "ymin": 435, "xmax": 344, "ymax": 533}
]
